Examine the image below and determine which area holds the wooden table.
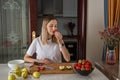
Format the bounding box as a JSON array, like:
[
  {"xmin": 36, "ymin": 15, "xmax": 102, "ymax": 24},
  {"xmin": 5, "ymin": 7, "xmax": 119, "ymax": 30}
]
[{"xmin": 0, "ymin": 63, "xmax": 109, "ymax": 80}]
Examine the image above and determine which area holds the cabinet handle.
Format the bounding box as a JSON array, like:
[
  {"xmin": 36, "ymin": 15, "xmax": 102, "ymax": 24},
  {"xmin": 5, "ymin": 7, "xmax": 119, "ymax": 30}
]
[{"xmin": 32, "ymin": 31, "xmax": 36, "ymax": 41}]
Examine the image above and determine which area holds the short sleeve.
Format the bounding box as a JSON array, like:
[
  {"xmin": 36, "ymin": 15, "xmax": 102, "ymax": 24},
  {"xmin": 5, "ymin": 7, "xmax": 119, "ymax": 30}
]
[{"xmin": 26, "ymin": 38, "xmax": 37, "ymax": 56}]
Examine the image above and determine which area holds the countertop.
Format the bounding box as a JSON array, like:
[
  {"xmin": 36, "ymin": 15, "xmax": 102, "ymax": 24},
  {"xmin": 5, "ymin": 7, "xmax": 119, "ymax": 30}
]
[
  {"xmin": 0, "ymin": 63, "xmax": 109, "ymax": 80},
  {"xmin": 95, "ymin": 61, "xmax": 120, "ymax": 80}
]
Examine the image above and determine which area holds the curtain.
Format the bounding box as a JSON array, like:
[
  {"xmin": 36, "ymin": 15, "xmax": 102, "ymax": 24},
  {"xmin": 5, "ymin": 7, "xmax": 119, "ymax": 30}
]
[
  {"xmin": 0, "ymin": 0, "xmax": 29, "ymax": 63},
  {"xmin": 103, "ymin": 0, "xmax": 120, "ymax": 61},
  {"xmin": 108, "ymin": 0, "xmax": 120, "ymax": 61}
]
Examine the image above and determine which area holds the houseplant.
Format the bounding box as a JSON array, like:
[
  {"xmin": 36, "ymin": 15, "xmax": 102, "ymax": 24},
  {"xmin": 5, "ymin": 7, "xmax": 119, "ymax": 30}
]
[{"xmin": 99, "ymin": 27, "xmax": 120, "ymax": 64}]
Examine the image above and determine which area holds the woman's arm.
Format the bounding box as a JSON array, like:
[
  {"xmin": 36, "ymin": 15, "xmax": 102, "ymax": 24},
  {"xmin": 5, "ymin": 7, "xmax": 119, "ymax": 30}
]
[
  {"xmin": 24, "ymin": 54, "xmax": 53, "ymax": 64},
  {"xmin": 54, "ymin": 31, "xmax": 70, "ymax": 62},
  {"xmin": 24, "ymin": 54, "xmax": 38, "ymax": 63},
  {"xmin": 59, "ymin": 43, "xmax": 70, "ymax": 62}
]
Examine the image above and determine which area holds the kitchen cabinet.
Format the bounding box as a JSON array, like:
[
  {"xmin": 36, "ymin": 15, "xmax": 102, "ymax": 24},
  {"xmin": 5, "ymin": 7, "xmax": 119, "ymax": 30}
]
[
  {"xmin": 30, "ymin": 0, "xmax": 87, "ymax": 61},
  {"xmin": 64, "ymin": 41, "xmax": 77, "ymax": 61},
  {"xmin": 37, "ymin": 0, "xmax": 77, "ymax": 17},
  {"xmin": 37, "ymin": 0, "xmax": 62, "ymax": 15},
  {"xmin": 63, "ymin": 0, "xmax": 77, "ymax": 17}
]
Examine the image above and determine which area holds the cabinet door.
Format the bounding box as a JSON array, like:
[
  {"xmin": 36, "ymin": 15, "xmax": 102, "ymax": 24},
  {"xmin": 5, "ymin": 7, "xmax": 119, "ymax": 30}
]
[
  {"xmin": 37, "ymin": 0, "xmax": 62, "ymax": 15},
  {"xmin": 63, "ymin": 0, "xmax": 77, "ymax": 17}
]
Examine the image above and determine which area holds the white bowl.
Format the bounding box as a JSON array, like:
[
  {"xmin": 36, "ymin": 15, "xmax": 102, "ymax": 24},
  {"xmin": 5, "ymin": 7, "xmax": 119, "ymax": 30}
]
[{"xmin": 8, "ymin": 59, "xmax": 24, "ymax": 69}]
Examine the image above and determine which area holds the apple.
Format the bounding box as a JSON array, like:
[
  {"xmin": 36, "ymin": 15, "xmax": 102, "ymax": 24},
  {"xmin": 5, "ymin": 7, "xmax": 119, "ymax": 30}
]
[
  {"xmin": 14, "ymin": 66, "xmax": 21, "ymax": 76},
  {"xmin": 74, "ymin": 59, "xmax": 94, "ymax": 71},
  {"xmin": 33, "ymin": 71, "xmax": 40, "ymax": 79},
  {"xmin": 59, "ymin": 66, "xmax": 65, "ymax": 70},
  {"xmin": 53, "ymin": 29, "xmax": 58, "ymax": 34},
  {"xmin": 8, "ymin": 74, "xmax": 16, "ymax": 80},
  {"xmin": 35, "ymin": 66, "xmax": 40, "ymax": 72},
  {"xmin": 21, "ymin": 71, "xmax": 28, "ymax": 78},
  {"xmin": 39, "ymin": 66, "xmax": 45, "ymax": 71},
  {"xmin": 14, "ymin": 66, "xmax": 21, "ymax": 71},
  {"xmin": 66, "ymin": 66, "xmax": 72, "ymax": 70},
  {"xmin": 22, "ymin": 68, "xmax": 28, "ymax": 73}
]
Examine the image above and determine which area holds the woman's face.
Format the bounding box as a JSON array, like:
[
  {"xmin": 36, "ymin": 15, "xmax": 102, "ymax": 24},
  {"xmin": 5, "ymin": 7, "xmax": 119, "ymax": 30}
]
[{"xmin": 47, "ymin": 19, "xmax": 57, "ymax": 36}]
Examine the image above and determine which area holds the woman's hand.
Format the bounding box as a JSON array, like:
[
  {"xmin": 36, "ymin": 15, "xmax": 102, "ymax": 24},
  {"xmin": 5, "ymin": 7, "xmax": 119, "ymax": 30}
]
[
  {"xmin": 54, "ymin": 31, "xmax": 63, "ymax": 44},
  {"xmin": 37, "ymin": 58, "xmax": 53, "ymax": 64}
]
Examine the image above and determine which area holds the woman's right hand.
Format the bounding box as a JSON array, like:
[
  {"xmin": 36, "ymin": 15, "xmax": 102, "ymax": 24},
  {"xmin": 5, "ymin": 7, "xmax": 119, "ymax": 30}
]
[{"xmin": 54, "ymin": 31, "xmax": 63, "ymax": 44}]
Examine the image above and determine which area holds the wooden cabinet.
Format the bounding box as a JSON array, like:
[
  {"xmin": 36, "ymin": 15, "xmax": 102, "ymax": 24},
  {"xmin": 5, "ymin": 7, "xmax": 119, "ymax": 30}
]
[
  {"xmin": 29, "ymin": 0, "xmax": 87, "ymax": 61},
  {"xmin": 37, "ymin": 0, "xmax": 62, "ymax": 15},
  {"xmin": 37, "ymin": 0, "xmax": 77, "ymax": 17},
  {"xmin": 63, "ymin": 0, "xmax": 77, "ymax": 17}
]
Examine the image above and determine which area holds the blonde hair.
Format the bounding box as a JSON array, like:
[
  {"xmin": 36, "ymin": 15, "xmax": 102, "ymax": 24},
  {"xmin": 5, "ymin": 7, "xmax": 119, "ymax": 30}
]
[{"xmin": 41, "ymin": 16, "xmax": 57, "ymax": 44}]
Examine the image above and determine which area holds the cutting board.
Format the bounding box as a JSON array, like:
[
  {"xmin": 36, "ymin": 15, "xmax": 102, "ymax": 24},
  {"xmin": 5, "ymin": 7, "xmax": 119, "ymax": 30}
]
[{"xmin": 30, "ymin": 63, "xmax": 75, "ymax": 74}]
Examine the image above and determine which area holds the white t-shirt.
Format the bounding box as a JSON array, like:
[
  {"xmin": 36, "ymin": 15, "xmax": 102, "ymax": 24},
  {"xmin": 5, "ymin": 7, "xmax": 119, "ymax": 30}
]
[{"xmin": 26, "ymin": 36, "xmax": 62, "ymax": 63}]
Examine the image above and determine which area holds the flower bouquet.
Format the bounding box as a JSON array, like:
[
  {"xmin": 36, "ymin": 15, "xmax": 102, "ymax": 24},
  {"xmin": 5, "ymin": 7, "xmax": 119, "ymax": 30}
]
[{"xmin": 99, "ymin": 27, "xmax": 120, "ymax": 64}]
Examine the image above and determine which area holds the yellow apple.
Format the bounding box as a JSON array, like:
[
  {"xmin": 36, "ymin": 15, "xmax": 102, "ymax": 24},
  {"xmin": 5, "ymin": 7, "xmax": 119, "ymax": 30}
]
[
  {"xmin": 59, "ymin": 66, "xmax": 65, "ymax": 70},
  {"xmin": 14, "ymin": 66, "xmax": 21, "ymax": 71},
  {"xmin": 22, "ymin": 68, "xmax": 28, "ymax": 73},
  {"xmin": 14, "ymin": 71, "xmax": 21, "ymax": 77},
  {"xmin": 14, "ymin": 66, "xmax": 21, "ymax": 77},
  {"xmin": 33, "ymin": 72, "xmax": 40, "ymax": 79},
  {"xmin": 8, "ymin": 74, "xmax": 16, "ymax": 80},
  {"xmin": 66, "ymin": 66, "xmax": 72, "ymax": 70},
  {"xmin": 21, "ymin": 71, "xmax": 28, "ymax": 78}
]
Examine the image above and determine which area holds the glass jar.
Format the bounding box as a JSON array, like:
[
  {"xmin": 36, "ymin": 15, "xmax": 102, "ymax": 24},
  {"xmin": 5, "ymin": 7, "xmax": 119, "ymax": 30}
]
[{"xmin": 106, "ymin": 46, "xmax": 116, "ymax": 65}]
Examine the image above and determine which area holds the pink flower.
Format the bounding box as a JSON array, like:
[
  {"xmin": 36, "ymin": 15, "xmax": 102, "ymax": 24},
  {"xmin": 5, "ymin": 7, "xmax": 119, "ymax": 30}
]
[{"xmin": 99, "ymin": 27, "xmax": 120, "ymax": 47}]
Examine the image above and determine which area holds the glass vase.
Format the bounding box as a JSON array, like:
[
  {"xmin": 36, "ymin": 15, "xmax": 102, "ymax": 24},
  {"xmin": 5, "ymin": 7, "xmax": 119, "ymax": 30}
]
[{"xmin": 106, "ymin": 46, "xmax": 116, "ymax": 65}]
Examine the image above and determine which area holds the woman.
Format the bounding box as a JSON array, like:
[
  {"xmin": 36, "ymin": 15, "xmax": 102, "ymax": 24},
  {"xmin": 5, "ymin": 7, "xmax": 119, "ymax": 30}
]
[{"xmin": 24, "ymin": 16, "xmax": 70, "ymax": 64}]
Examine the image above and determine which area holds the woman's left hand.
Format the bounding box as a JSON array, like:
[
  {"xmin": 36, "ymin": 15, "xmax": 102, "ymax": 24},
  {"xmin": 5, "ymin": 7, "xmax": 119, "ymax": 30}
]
[{"xmin": 38, "ymin": 58, "xmax": 53, "ymax": 64}]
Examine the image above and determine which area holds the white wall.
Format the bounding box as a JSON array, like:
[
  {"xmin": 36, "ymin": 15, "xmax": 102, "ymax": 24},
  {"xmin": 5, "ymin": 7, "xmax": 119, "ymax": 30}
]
[{"xmin": 86, "ymin": 0, "xmax": 105, "ymax": 62}]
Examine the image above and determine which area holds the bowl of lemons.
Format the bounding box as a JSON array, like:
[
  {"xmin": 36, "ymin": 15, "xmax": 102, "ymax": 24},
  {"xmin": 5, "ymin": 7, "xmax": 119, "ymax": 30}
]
[{"xmin": 8, "ymin": 59, "xmax": 24, "ymax": 70}]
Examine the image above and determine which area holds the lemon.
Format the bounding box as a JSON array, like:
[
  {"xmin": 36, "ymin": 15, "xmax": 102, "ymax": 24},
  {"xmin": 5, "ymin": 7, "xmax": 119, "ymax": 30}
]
[
  {"xmin": 21, "ymin": 71, "xmax": 28, "ymax": 78},
  {"xmin": 8, "ymin": 74, "xmax": 16, "ymax": 80},
  {"xmin": 33, "ymin": 72, "xmax": 40, "ymax": 78}
]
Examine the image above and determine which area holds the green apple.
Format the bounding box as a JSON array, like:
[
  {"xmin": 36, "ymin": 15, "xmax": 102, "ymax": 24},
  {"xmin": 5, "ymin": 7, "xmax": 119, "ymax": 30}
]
[
  {"xmin": 8, "ymin": 74, "xmax": 16, "ymax": 80},
  {"xmin": 33, "ymin": 72, "xmax": 40, "ymax": 79}
]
